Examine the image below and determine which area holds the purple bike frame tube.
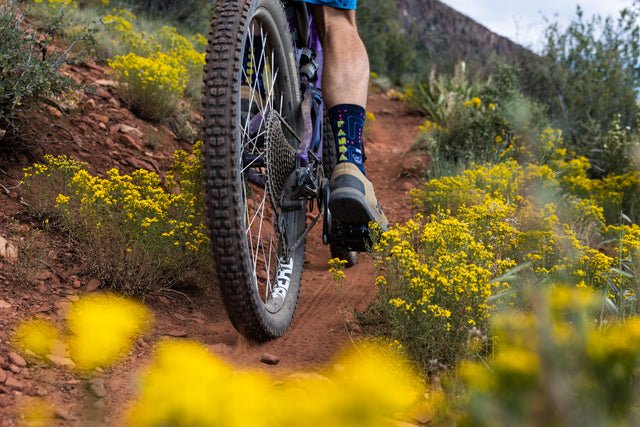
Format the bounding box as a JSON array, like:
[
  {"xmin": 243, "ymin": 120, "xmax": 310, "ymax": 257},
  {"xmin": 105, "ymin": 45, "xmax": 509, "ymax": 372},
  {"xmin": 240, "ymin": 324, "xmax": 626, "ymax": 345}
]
[{"xmin": 297, "ymin": 13, "xmax": 324, "ymax": 165}]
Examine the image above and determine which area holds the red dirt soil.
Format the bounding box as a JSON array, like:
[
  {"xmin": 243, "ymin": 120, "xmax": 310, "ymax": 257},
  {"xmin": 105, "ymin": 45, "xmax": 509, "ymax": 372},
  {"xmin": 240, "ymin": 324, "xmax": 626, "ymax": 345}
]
[{"xmin": 0, "ymin": 62, "xmax": 425, "ymax": 425}]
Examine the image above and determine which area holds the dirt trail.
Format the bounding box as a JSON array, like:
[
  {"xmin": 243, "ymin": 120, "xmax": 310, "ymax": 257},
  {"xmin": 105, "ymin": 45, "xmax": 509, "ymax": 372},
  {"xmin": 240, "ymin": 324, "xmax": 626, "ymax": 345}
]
[
  {"xmin": 189, "ymin": 90, "xmax": 424, "ymax": 371},
  {"xmin": 0, "ymin": 69, "xmax": 424, "ymax": 423}
]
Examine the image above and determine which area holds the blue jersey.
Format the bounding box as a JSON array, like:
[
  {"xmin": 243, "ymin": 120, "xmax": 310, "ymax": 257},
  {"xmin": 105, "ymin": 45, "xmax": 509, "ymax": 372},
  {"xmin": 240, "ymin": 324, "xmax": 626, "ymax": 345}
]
[{"xmin": 294, "ymin": 0, "xmax": 357, "ymax": 10}]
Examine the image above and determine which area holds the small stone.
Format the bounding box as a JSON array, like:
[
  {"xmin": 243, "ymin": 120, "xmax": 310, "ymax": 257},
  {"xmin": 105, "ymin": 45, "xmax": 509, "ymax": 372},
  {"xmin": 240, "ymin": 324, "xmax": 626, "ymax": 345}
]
[
  {"xmin": 46, "ymin": 355, "xmax": 76, "ymax": 369},
  {"xmin": 0, "ymin": 300, "xmax": 10, "ymax": 309},
  {"xmin": 94, "ymin": 79, "xmax": 116, "ymax": 87},
  {"xmin": 118, "ymin": 134, "xmax": 142, "ymax": 151},
  {"xmin": 72, "ymin": 280, "xmax": 82, "ymax": 289},
  {"xmin": 84, "ymin": 98, "xmax": 96, "ymax": 110},
  {"xmin": 119, "ymin": 123, "xmax": 143, "ymax": 138},
  {"xmin": 88, "ymin": 378, "xmax": 107, "ymax": 398},
  {"xmin": 36, "ymin": 386, "xmax": 48, "ymax": 397},
  {"xmin": 91, "ymin": 113, "xmax": 109, "ymax": 124},
  {"xmin": 260, "ymin": 353, "xmax": 280, "ymax": 365},
  {"xmin": 163, "ymin": 329, "xmax": 188, "ymax": 338},
  {"xmin": 8, "ymin": 365, "xmax": 20, "ymax": 374},
  {"xmin": 4, "ymin": 375, "xmax": 24, "ymax": 391},
  {"xmin": 0, "ymin": 237, "xmax": 17, "ymax": 262},
  {"xmin": 53, "ymin": 407, "xmax": 75, "ymax": 421},
  {"xmin": 0, "ymin": 369, "xmax": 7, "ymax": 384},
  {"xmin": 7, "ymin": 352, "xmax": 26, "ymax": 368},
  {"xmin": 86, "ymin": 278, "xmax": 101, "ymax": 292},
  {"xmin": 66, "ymin": 294, "xmax": 80, "ymax": 302}
]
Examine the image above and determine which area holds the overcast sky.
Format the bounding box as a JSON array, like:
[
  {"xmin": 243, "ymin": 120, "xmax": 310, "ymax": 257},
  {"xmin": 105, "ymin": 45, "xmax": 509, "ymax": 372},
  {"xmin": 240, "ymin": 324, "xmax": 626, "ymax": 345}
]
[{"xmin": 439, "ymin": 0, "xmax": 636, "ymax": 51}]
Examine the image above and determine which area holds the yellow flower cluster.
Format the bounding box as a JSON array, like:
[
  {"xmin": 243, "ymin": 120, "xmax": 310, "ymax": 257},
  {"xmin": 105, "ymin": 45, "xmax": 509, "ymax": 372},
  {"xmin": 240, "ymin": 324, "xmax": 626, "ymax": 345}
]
[
  {"xmin": 21, "ymin": 143, "xmax": 210, "ymax": 293},
  {"xmin": 109, "ymin": 52, "xmax": 187, "ymax": 120},
  {"xmin": 12, "ymin": 293, "xmax": 151, "ymax": 371},
  {"xmin": 370, "ymin": 213, "xmax": 513, "ymax": 365},
  {"xmin": 127, "ymin": 340, "xmax": 422, "ymax": 426},
  {"xmin": 104, "ymin": 10, "xmax": 206, "ymax": 118},
  {"xmin": 459, "ymin": 286, "xmax": 640, "ymax": 426}
]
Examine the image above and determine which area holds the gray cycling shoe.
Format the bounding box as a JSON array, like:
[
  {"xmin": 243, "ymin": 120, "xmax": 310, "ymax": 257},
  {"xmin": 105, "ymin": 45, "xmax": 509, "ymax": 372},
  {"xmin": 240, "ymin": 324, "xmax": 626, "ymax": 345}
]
[{"xmin": 329, "ymin": 162, "xmax": 389, "ymax": 232}]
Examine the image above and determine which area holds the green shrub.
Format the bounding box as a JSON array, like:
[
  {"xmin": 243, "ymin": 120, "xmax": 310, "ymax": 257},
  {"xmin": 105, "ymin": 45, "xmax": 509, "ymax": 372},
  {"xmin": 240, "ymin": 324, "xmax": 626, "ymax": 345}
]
[
  {"xmin": 21, "ymin": 143, "xmax": 212, "ymax": 294},
  {"xmin": 0, "ymin": 2, "xmax": 80, "ymax": 137},
  {"xmin": 408, "ymin": 63, "xmax": 549, "ymax": 173},
  {"xmin": 524, "ymin": 5, "xmax": 640, "ymax": 177},
  {"xmin": 109, "ymin": 52, "xmax": 188, "ymax": 120},
  {"xmin": 361, "ymin": 128, "xmax": 640, "ymax": 370},
  {"xmin": 457, "ymin": 285, "xmax": 640, "ymax": 427},
  {"xmin": 103, "ymin": 10, "xmax": 205, "ymax": 118}
]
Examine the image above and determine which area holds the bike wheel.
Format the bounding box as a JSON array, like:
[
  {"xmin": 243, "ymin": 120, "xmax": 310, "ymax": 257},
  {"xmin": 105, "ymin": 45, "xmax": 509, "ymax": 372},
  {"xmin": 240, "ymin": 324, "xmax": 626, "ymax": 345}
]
[
  {"xmin": 322, "ymin": 110, "xmax": 358, "ymax": 267},
  {"xmin": 202, "ymin": 0, "xmax": 305, "ymax": 341}
]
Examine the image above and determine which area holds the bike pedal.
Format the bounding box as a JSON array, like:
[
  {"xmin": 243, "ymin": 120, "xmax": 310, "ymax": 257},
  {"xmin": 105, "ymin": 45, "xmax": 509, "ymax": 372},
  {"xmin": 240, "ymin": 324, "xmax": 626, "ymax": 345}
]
[{"xmin": 329, "ymin": 224, "xmax": 371, "ymax": 252}]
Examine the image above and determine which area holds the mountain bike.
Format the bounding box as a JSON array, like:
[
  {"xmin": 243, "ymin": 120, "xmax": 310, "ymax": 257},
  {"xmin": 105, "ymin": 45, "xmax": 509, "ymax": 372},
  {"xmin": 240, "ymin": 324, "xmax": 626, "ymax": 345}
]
[{"xmin": 201, "ymin": 0, "xmax": 366, "ymax": 341}]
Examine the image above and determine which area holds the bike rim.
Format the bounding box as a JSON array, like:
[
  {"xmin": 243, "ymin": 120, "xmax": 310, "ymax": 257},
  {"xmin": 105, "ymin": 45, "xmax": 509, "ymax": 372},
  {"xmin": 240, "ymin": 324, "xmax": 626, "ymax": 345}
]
[{"xmin": 239, "ymin": 10, "xmax": 297, "ymax": 313}]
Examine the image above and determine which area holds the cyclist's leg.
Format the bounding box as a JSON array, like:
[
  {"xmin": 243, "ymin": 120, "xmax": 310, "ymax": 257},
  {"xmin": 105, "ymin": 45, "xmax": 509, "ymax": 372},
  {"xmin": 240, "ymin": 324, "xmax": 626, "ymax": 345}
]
[
  {"xmin": 308, "ymin": 5, "xmax": 368, "ymax": 108},
  {"xmin": 309, "ymin": 4, "xmax": 389, "ymax": 231}
]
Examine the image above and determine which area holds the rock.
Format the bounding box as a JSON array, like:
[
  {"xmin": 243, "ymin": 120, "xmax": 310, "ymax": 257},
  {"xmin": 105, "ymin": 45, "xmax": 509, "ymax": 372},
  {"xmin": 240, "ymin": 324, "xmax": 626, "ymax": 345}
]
[
  {"xmin": 53, "ymin": 407, "xmax": 75, "ymax": 421},
  {"xmin": 36, "ymin": 386, "xmax": 48, "ymax": 397},
  {"xmin": 0, "ymin": 369, "xmax": 7, "ymax": 384},
  {"xmin": 260, "ymin": 353, "xmax": 280, "ymax": 365},
  {"xmin": 46, "ymin": 355, "xmax": 76, "ymax": 369},
  {"xmin": 95, "ymin": 87, "xmax": 111, "ymax": 99},
  {"xmin": 0, "ymin": 300, "xmax": 10, "ymax": 309},
  {"xmin": 8, "ymin": 365, "xmax": 20, "ymax": 374},
  {"xmin": 91, "ymin": 113, "xmax": 109, "ymax": 124},
  {"xmin": 118, "ymin": 133, "xmax": 141, "ymax": 150},
  {"xmin": 0, "ymin": 129, "xmax": 5, "ymax": 140},
  {"xmin": 4, "ymin": 375, "xmax": 24, "ymax": 391},
  {"xmin": 94, "ymin": 79, "xmax": 116, "ymax": 87},
  {"xmin": 0, "ymin": 237, "xmax": 17, "ymax": 262},
  {"xmin": 119, "ymin": 123, "xmax": 143, "ymax": 139},
  {"xmin": 88, "ymin": 378, "xmax": 107, "ymax": 398},
  {"xmin": 84, "ymin": 98, "xmax": 96, "ymax": 110},
  {"xmin": 125, "ymin": 157, "xmax": 156, "ymax": 172},
  {"xmin": 72, "ymin": 280, "xmax": 82, "ymax": 289},
  {"xmin": 86, "ymin": 278, "xmax": 101, "ymax": 292},
  {"xmin": 163, "ymin": 329, "xmax": 188, "ymax": 338},
  {"xmin": 108, "ymin": 97, "xmax": 121, "ymax": 108},
  {"xmin": 7, "ymin": 352, "xmax": 26, "ymax": 368}
]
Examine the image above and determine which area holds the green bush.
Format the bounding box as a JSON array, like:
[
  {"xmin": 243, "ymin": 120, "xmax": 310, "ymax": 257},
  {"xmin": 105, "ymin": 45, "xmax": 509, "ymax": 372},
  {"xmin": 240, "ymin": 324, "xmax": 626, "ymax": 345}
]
[
  {"xmin": 103, "ymin": 9, "xmax": 205, "ymax": 119},
  {"xmin": 0, "ymin": 2, "xmax": 79, "ymax": 138},
  {"xmin": 407, "ymin": 63, "xmax": 549, "ymax": 173},
  {"xmin": 524, "ymin": 5, "xmax": 640, "ymax": 177},
  {"xmin": 360, "ymin": 128, "xmax": 640, "ymax": 370},
  {"xmin": 457, "ymin": 286, "xmax": 640, "ymax": 427},
  {"xmin": 21, "ymin": 143, "xmax": 212, "ymax": 294}
]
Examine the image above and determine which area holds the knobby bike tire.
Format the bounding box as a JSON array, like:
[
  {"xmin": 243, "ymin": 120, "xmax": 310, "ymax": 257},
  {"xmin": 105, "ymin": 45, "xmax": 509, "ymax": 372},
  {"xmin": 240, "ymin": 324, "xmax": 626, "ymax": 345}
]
[{"xmin": 201, "ymin": 0, "xmax": 305, "ymax": 341}]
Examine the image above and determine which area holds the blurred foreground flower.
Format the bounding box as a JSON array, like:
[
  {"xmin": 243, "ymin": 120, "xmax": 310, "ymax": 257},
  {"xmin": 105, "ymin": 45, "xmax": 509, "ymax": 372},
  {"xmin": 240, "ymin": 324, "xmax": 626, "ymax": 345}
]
[
  {"xmin": 67, "ymin": 294, "xmax": 152, "ymax": 370},
  {"xmin": 127, "ymin": 340, "xmax": 422, "ymax": 426},
  {"xmin": 12, "ymin": 318, "xmax": 61, "ymax": 357}
]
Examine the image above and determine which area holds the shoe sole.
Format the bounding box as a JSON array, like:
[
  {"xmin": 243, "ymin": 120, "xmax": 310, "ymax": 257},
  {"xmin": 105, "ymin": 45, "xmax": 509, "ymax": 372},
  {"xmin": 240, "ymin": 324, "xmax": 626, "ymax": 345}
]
[{"xmin": 329, "ymin": 187, "xmax": 386, "ymax": 229}]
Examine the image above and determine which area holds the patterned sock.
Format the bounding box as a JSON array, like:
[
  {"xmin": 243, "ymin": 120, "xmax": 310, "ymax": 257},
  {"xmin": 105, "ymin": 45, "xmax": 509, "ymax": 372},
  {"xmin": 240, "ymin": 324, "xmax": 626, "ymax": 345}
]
[{"xmin": 328, "ymin": 104, "xmax": 366, "ymax": 175}]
